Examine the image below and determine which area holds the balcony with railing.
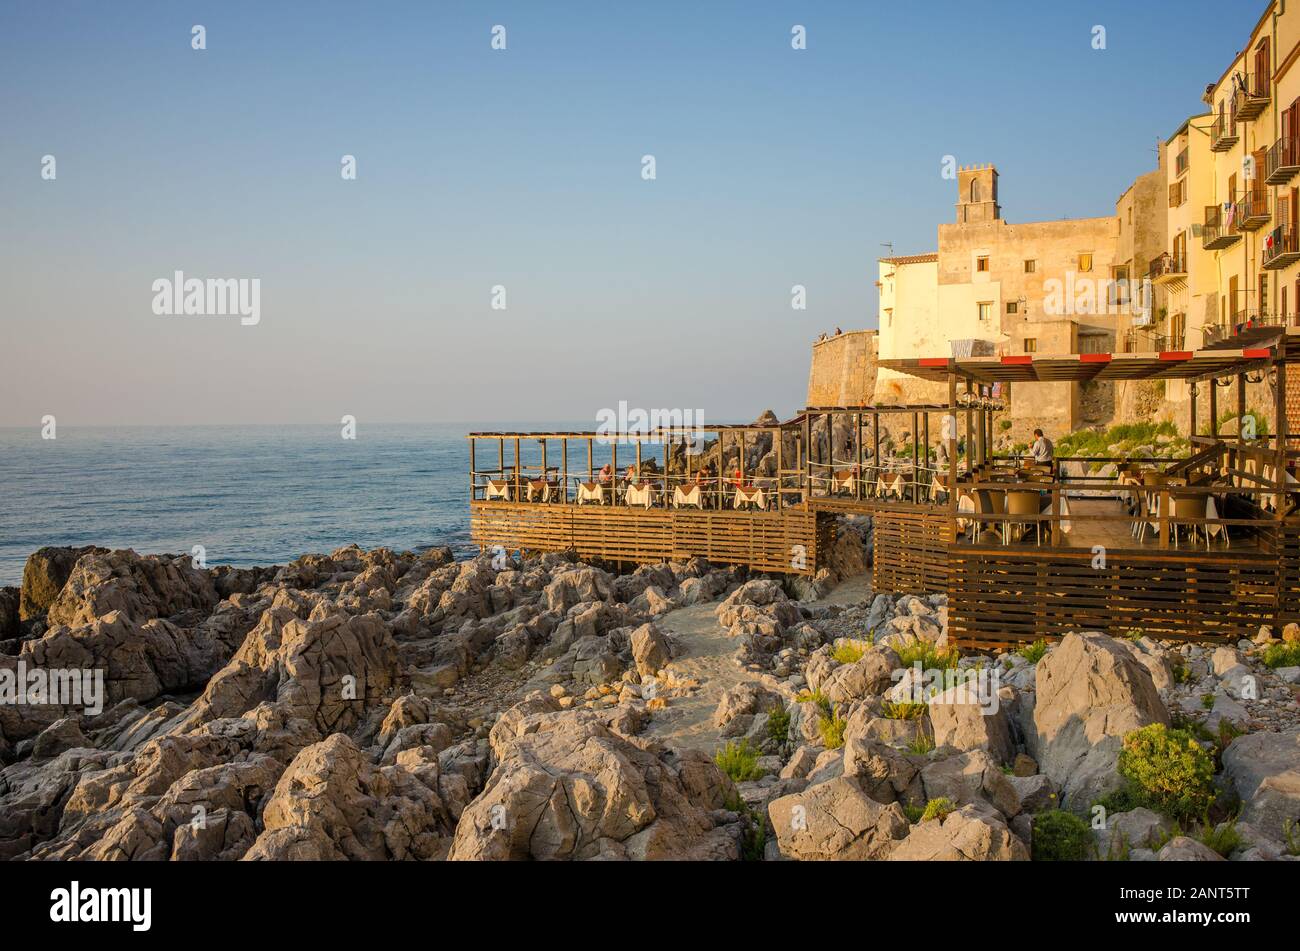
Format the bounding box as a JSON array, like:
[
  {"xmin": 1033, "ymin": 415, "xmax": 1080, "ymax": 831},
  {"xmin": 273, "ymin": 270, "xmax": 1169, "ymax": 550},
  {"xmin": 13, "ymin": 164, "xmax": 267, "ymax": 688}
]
[
  {"xmin": 1236, "ymin": 187, "xmax": 1270, "ymax": 232},
  {"xmin": 1202, "ymin": 205, "xmax": 1240, "ymax": 250},
  {"xmin": 1263, "ymin": 213, "xmax": 1300, "ymax": 270},
  {"xmin": 1265, "ymin": 136, "xmax": 1300, "ymax": 185},
  {"xmin": 1211, "ymin": 109, "xmax": 1239, "ymax": 151},
  {"xmin": 1147, "ymin": 251, "xmax": 1187, "ymax": 285},
  {"xmin": 1231, "ymin": 71, "xmax": 1270, "ymax": 121}
]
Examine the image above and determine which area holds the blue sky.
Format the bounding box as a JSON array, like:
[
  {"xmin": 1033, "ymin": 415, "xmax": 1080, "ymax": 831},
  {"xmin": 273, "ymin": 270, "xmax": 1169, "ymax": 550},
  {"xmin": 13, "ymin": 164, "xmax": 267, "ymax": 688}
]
[{"xmin": 0, "ymin": 0, "xmax": 1251, "ymax": 425}]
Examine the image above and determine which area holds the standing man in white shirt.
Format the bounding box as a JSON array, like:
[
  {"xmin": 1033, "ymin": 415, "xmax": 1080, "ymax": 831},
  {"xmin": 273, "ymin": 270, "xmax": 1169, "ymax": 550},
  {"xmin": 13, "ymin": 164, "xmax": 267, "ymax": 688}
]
[{"xmin": 1030, "ymin": 428, "xmax": 1054, "ymax": 465}]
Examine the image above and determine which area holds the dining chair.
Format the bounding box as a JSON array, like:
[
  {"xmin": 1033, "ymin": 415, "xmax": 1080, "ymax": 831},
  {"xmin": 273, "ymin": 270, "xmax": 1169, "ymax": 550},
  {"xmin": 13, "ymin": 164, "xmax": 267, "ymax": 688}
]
[{"xmin": 1005, "ymin": 490, "xmax": 1043, "ymax": 545}]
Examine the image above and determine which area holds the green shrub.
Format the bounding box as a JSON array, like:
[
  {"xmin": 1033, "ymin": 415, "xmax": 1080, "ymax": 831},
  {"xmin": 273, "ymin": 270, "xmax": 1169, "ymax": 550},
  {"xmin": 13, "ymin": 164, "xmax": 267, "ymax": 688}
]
[
  {"xmin": 1117, "ymin": 723, "xmax": 1217, "ymax": 822},
  {"xmin": 818, "ymin": 706, "xmax": 847, "ymax": 750},
  {"xmin": 1193, "ymin": 817, "xmax": 1242, "ymax": 858},
  {"xmin": 1032, "ymin": 810, "xmax": 1096, "ymax": 861},
  {"xmin": 881, "ymin": 700, "xmax": 928, "ymax": 720},
  {"xmin": 830, "ymin": 641, "xmax": 865, "ymax": 665},
  {"xmin": 714, "ymin": 740, "xmax": 765, "ymax": 782},
  {"xmin": 999, "ymin": 419, "xmax": 1013, "ymax": 431},
  {"xmin": 1018, "ymin": 638, "xmax": 1049, "ymax": 664},
  {"xmin": 920, "ymin": 797, "xmax": 955, "ymax": 822},
  {"xmin": 902, "ymin": 801, "xmax": 925, "ymax": 823},
  {"xmin": 1261, "ymin": 642, "xmax": 1300, "ymax": 669},
  {"xmin": 766, "ymin": 705, "xmax": 791, "ymax": 745}
]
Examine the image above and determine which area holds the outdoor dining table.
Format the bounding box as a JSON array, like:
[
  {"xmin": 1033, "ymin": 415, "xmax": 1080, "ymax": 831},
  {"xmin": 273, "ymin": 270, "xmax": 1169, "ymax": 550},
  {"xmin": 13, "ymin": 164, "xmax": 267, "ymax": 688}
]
[
  {"xmin": 831, "ymin": 469, "xmax": 856, "ymax": 494},
  {"xmin": 733, "ymin": 485, "xmax": 767, "ymax": 510},
  {"xmin": 576, "ymin": 481, "xmax": 609, "ymax": 504},
  {"xmin": 485, "ymin": 479, "xmax": 512, "ymax": 501},
  {"xmin": 877, "ymin": 472, "xmax": 907, "ymax": 499},
  {"xmin": 624, "ymin": 482, "xmax": 657, "ymax": 508},
  {"xmin": 672, "ymin": 484, "xmax": 704, "ymax": 508},
  {"xmin": 526, "ymin": 479, "xmax": 557, "ymax": 503},
  {"xmin": 957, "ymin": 487, "xmax": 1070, "ymax": 539}
]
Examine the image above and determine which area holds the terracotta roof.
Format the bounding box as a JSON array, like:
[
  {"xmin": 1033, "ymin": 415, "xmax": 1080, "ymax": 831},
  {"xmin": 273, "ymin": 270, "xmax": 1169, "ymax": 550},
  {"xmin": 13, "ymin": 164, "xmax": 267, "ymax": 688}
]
[{"xmin": 879, "ymin": 253, "xmax": 938, "ymax": 266}]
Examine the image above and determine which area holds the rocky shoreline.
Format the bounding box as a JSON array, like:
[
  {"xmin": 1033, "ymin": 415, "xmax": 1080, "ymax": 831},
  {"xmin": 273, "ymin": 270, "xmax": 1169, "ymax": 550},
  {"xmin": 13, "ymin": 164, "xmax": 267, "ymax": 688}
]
[{"xmin": 0, "ymin": 527, "xmax": 1296, "ymax": 861}]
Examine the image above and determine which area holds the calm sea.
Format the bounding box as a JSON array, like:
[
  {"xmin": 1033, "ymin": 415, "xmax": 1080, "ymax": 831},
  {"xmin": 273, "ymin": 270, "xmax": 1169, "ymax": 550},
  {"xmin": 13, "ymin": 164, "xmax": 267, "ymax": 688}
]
[{"xmin": 0, "ymin": 422, "xmax": 634, "ymax": 586}]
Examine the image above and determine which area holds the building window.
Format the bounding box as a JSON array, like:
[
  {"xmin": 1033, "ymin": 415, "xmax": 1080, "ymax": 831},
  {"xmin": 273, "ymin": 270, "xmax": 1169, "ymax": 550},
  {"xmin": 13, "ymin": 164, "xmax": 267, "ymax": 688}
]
[
  {"xmin": 1006, "ymin": 301, "xmax": 1018, "ymax": 314},
  {"xmin": 1260, "ymin": 274, "xmax": 1268, "ymax": 316},
  {"xmin": 976, "ymin": 255, "xmax": 989, "ymax": 272},
  {"xmin": 1023, "ymin": 338, "xmax": 1037, "ymax": 353},
  {"xmin": 1078, "ymin": 253, "xmax": 1093, "ymax": 272},
  {"xmin": 978, "ymin": 302, "xmax": 992, "ymax": 322},
  {"xmin": 1024, "ymin": 259, "xmax": 1036, "ymax": 273}
]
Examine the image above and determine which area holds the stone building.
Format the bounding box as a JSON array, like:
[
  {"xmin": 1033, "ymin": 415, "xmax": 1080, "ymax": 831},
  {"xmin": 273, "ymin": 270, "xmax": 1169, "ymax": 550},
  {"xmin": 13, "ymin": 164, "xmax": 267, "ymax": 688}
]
[{"xmin": 871, "ymin": 164, "xmax": 1165, "ymax": 437}]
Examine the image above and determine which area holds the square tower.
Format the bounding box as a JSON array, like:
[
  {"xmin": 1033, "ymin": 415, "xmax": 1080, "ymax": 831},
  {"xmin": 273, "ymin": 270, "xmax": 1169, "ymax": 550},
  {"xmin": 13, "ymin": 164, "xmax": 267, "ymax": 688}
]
[{"xmin": 956, "ymin": 164, "xmax": 1000, "ymax": 223}]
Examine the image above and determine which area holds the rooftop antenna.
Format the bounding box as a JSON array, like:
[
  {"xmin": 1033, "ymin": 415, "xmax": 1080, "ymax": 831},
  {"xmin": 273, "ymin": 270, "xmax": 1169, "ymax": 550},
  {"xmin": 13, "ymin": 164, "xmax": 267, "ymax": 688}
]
[{"xmin": 880, "ymin": 241, "xmax": 894, "ymax": 257}]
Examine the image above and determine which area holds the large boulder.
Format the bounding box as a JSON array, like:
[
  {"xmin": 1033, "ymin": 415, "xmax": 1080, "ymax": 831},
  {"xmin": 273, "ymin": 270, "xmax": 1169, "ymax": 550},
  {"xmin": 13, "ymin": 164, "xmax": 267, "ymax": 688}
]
[
  {"xmin": 928, "ymin": 681, "xmax": 1014, "ymax": 765},
  {"xmin": 888, "ymin": 803, "xmax": 1028, "ymax": 861},
  {"xmin": 1032, "ymin": 632, "xmax": 1169, "ymax": 809},
  {"xmin": 19, "ymin": 546, "xmax": 107, "ymax": 620},
  {"xmin": 244, "ymin": 733, "xmax": 453, "ymax": 860},
  {"xmin": 767, "ymin": 776, "xmax": 910, "ymax": 860},
  {"xmin": 1221, "ymin": 730, "xmax": 1300, "ymax": 842},
  {"xmin": 629, "ymin": 622, "xmax": 674, "ymax": 678},
  {"xmin": 449, "ymin": 704, "xmax": 741, "ymax": 860},
  {"xmin": 46, "ymin": 550, "xmax": 218, "ymax": 627},
  {"xmin": 821, "ymin": 647, "xmax": 900, "ymax": 705}
]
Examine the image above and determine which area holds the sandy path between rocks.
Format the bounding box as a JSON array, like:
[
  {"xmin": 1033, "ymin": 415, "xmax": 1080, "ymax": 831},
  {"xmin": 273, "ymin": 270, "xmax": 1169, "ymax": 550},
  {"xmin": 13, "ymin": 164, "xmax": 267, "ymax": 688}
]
[{"xmin": 643, "ymin": 571, "xmax": 874, "ymax": 752}]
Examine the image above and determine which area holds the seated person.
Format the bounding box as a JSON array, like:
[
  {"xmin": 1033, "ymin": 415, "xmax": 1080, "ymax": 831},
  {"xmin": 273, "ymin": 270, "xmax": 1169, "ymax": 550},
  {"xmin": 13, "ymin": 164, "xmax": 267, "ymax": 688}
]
[
  {"xmin": 596, "ymin": 463, "xmax": 613, "ymax": 484},
  {"xmin": 1029, "ymin": 429, "xmax": 1054, "ymax": 465},
  {"xmin": 624, "ymin": 464, "xmax": 637, "ymax": 484}
]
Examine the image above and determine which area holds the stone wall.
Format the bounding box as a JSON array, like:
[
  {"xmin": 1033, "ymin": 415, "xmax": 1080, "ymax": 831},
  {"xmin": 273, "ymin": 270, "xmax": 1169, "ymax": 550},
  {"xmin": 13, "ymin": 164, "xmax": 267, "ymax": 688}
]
[{"xmin": 807, "ymin": 330, "xmax": 878, "ymax": 406}]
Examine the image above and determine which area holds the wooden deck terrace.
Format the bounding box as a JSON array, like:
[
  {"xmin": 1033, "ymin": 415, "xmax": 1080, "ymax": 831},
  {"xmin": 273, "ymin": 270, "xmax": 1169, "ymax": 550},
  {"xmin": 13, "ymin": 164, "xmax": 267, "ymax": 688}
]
[{"xmin": 467, "ymin": 330, "xmax": 1300, "ymax": 648}]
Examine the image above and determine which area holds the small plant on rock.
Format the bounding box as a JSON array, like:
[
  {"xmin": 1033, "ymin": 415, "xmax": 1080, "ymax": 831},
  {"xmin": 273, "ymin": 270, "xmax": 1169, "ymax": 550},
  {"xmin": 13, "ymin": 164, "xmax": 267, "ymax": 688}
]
[
  {"xmin": 1117, "ymin": 723, "xmax": 1217, "ymax": 823},
  {"xmin": 1031, "ymin": 810, "xmax": 1095, "ymax": 861},
  {"xmin": 895, "ymin": 640, "xmax": 959, "ymax": 670},
  {"xmin": 906, "ymin": 728, "xmax": 936, "ymax": 755},
  {"xmin": 818, "ymin": 705, "xmax": 847, "ymax": 750},
  {"xmin": 920, "ymin": 797, "xmax": 954, "ymax": 822},
  {"xmin": 795, "ymin": 688, "xmax": 832, "ymax": 716},
  {"xmin": 1192, "ymin": 816, "xmax": 1242, "ymax": 858},
  {"xmin": 881, "ymin": 700, "xmax": 928, "ymax": 720},
  {"xmin": 1018, "ymin": 638, "xmax": 1050, "ymax": 664},
  {"xmin": 1283, "ymin": 819, "xmax": 1300, "ymax": 857},
  {"xmin": 766, "ymin": 705, "xmax": 791, "ymax": 745},
  {"xmin": 714, "ymin": 739, "xmax": 765, "ymax": 782},
  {"xmin": 902, "ymin": 801, "xmax": 925, "ymax": 823},
  {"xmin": 831, "ymin": 640, "xmax": 866, "ymax": 665}
]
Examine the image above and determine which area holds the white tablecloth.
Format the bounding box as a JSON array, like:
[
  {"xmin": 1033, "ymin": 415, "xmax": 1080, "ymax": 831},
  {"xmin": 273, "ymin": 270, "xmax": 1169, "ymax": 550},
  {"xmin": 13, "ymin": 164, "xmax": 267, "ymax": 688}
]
[
  {"xmin": 878, "ymin": 473, "xmax": 906, "ymax": 499},
  {"xmin": 526, "ymin": 480, "xmax": 556, "ymax": 502},
  {"xmin": 577, "ymin": 482, "xmax": 608, "ymax": 504},
  {"xmin": 673, "ymin": 485, "xmax": 703, "ymax": 508},
  {"xmin": 485, "ymin": 479, "xmax": 511, "ymax": 501},
  {"xmin": 733, "ymin": 486, "xmax": 767, "ymax": 509},
  {"xmin": 625, "ymin": 483, "xmax": 656, "ymax": 508},
  {"xmin": 832, "ymin": 470, "xmax": 856, "ymax": 494}
]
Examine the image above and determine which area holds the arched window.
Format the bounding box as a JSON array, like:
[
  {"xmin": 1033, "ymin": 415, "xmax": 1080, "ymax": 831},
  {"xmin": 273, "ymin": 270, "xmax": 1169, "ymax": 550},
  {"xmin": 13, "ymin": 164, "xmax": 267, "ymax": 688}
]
[{"xmin": 970, "ymin": 179, "xmax": 981, "ymax": 202}]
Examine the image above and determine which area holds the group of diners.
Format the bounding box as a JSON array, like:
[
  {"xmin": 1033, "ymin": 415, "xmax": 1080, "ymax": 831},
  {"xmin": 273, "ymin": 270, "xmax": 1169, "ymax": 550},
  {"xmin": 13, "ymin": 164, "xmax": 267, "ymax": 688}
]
[{"xmin": 479, "ymin": 462, "xmax": 777, "ymax": 510}]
